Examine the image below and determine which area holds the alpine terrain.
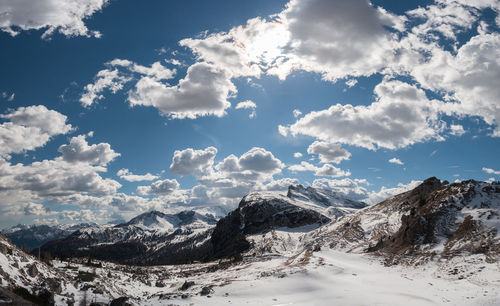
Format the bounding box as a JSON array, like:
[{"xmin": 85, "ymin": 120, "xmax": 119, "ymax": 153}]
[{"xmin": 0, "ymin": 179, "xmax": 498, "ymax": 305}]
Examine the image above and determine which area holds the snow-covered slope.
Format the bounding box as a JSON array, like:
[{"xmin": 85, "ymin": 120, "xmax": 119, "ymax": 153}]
[
  {"xmin": 301, "ymin": 178, "xmax": 500, "ymax": 265},
  {"xmin": 0, "ymin": 233, "xmax": 81, "ymax": 305},
  {"xmin": 1, "ymin": 179, "xmax": 499, "ymax": 305}
]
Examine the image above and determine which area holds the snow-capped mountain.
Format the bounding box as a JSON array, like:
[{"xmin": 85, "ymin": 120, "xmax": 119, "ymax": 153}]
[
  {"xmin": 2, "ymin": 223, "xmax": 96, "ymax": 250},
  {"xmin": 301, "ymin": 177, "xmax": 500, "ymax": 265},
  {"xmin": 1, "ymin": 179, "xmax": 499, "ymax": 305},
  {"xmin": 38, "ymin": 210, "xmax": 218, "ymax": 265},
  {"xmin": 121, "ymin": 210, "xmax": 217, "ymax": 232}
]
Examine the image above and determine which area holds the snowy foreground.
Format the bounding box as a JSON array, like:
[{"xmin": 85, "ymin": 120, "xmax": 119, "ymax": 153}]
[
  {"xmin": 145, "ymin": 251, "xmax": 499, "ymax": 306},
  {"xmin": 44, "ymin": 228, "xmax": 498, "ymax": 306}
]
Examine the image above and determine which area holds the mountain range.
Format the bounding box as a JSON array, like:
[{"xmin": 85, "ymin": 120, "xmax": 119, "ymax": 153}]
[{"xmin": 0, "ymin": 178, "xmax": 498, "ymax": 305}]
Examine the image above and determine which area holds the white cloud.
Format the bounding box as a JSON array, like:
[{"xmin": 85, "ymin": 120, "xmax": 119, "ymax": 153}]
[
  {"xmin": 137, "ymin": 178, "xmax": 180, "ymax": 195},
  {"xmin": 402, "ymin": 31, "xmax": 500, "ymax": 136},
  {"xmin": 312, "ymin": 178, "xmax": 422, "ymax": 204},
  {"xmin": 80, "ymin": 59, "xmax": 176, "ymax": 107},
  {"xmin": 128, "ymin": 62, "xmax": 234, "ymax": 119},
  {"xmin": 288, "ymin": 161, "xmax": 350, "ymax": 177},
  {"xmin": 80, "ymin": 68, "xmax": 132, "ymax": 106},
  {"xmin": 312, "ymin": 178, "xmax": 370, "ymax": 201},
  {"xmin": 0, "ymin": 105, "xmax": 73, "ymax": 157},
  {"xmin": 23, "ymin": 202, "xmax": 51, "ymax": 216},
  {"xmin": 271, "ymin": 0, "xmax": 397, "ymax": 81},
  {"xmin": 1, "ymin": 92, "xmax": 15, "ymax": 101},
  {"xmin": 0, "ymin": 0, "xmax": 109, "ymax": 38},
  {"xmin": 315, "ymin": 164, "xmax": 351, "ymax": 177},
  {"xmin": 449, "ymin": 124, "xmax": 465, "ymax": 136},
  {"xmin": 483, "ymin": 167, "xmax": 500, "ymax": 175},
  {"xmin": 169, "ymin": 147, "xmax": 218, "ymax": 176},
  {"xmin": 307, "ymin": 141, "xmax": 351, "ymax": 164},
  {"xmin": 284, "ymin": 80, "xmax": 445, "ymax": 150},
  {"xmin": 389, "ymin": 157, "xmax": 404, "ymax": 165},
  {"xmin": 288, "ymin": 161, "xmax": 318, "ymax": 172},
  {"xmin": 345, "ymin": 79, "xmax": 358, "ymax": 88},
  {"xmin": 278, "ymin": 125, "xmax": 289, "ymax": 137},
  {"xmin": 235, "ymin": 100, "xmax": 256, "ymax": 109},
  {"xmin": 215, "ymin": 147, "xmax": 284, "ymax": 180},
  {"xmin": 116, "ymin": 169, "xmax": 158, "ymax": 182},
  {"xmin": 367, "ymin": 180, "xmax": 423, "ymax": 205},
  {"xmin": 58, "ymin": 134, "xmax": 120, "ymax": 166},
  {"xmin": 259, "ymin": 178, "xmax": 300, "ymax": 191},
  {"xmin": 0, "ymin": 158, "xmax": 121, "ymax": 198},
  {"xmin": 293, "ymin": 109, "xmax": 302, "ymax": 118},
  {"xmin": 235, "ymin": 100, "xmax": 257, "ymax": 119},
  {"xmin": 293, "ymin": 152, "xmax": 303, "ymax": 158}
]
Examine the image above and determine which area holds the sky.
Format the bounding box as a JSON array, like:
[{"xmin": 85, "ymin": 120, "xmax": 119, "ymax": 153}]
[{"xmin": 0, "ymin": 0, "xmax": 499, "ymax": 227}]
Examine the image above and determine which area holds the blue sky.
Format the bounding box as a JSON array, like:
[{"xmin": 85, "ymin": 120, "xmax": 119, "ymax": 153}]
[{"xmin": 0, "ymin": 0, "xmax": 499, "ymax": 227}]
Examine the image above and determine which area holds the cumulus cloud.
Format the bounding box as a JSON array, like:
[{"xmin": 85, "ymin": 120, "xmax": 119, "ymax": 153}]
[
  {"xmin": 169, "ymin": 147, "xmax": 218, "ymax": 176},
  {"xmin": 235, "ymin": 100, "xmax": 256, "ymax": 110},
  {"xmin": 367, "ymin": 180, "xmax": 423, "ymax": 204},
  {"xmin": 388, "ymin": 158, "xmax": 404, "ymax": 165},
  {"xmin": 128, "ymin": 62, "xmax": 234, "ymax": 119},
  {"xmin": 136, "ymin": 178, "xmax": 180, "ymax": 195},
  {"xmin": 216, "ymin": 147, "xmax": 284, "ymax": 176},
  {"xmin": 23, "ymin": 202, "xmax": 51, "ymax": 216},
  {"xmin": 483, "ymin": 167, "xmax": 500, "ymax": 175},
  {"xmin": 0, "ymin": 132, "xmax": 123, "ymax": 221},
  {"xmin": 277, "ymin": 0, "xmax": 397, "ymax": 81},
  {"xmin": 312, "ymin": 178, "xmax": 370, "ymax": 201},
  {"xmin": 283, "ymin": 80, "xmax": 445, "ymax": 150},
  {"xmin": 259, "ymin": 178, "xmax": 300, "ymax": 191},
  {"xmin": 0, "ymin": 0, "xmax": 109, "ymax": 38},
  {"xmin": 312, "ymin": 178, "xmax": 422, "ymax": 204},
  {"xmin": 58, "ymin": 134, "xmax": 120, "ymax": 166},
  {"xmin": 293, "ymin": 152, "xmax": 303, "ymax": 158},
  {"xmin": 116, "ymin": 169, "xmax": 158, "ymax": 182},
  {"xmin": 307, "ymin": 141, "xmax": 350, "ymax": 164},
  {"xmin": 293, "ymin": 109, "xmax": 302, "ymax": 118},
  {"xmin": 80, "ymin": 59, "xmax": 176, "ymax": 107},
  {"xmin": 168, "ymin": 146, "xmax": 285, "ymax": 205},
  {"xmin": 0, "ymin": 105, "xmax": 73, "ymax": 157},
  {"xmin": 399, "ymin": 20, "xmax": 500, "ymax": 136},
  {"xmin": 288, "ymin": 161, "xmax": 350, "ymax": 177},
  {"xmin": 80, "ymin": 68, "xmax": 131, "ymax": 107},
  {"xmin": 0, "ymin": 158, "xmax": 121, "ymax": 198}
]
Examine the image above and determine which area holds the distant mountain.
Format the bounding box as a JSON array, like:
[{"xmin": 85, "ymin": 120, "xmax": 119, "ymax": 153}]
[
  {"xmin": 38, "ymin": 179, "xmax": 500, "ymax": 267},
  {"xmin": 38, "ymin": 186, "xmax": 367, "ymax": 264},
  {"xmin": 39, "ymin": 210, "xmax": 218, "ymax": 265},
  {"xmin": 1, "ymin": 179, "xmax": 498, "ymax": 305},
  {"xmin": 2, "ymin": 223, "xmax": 96, "ymax": 250}
]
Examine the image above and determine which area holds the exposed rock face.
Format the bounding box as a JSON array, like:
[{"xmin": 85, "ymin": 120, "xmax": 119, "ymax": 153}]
[
  {"xmin": 210, "ymin": 192, "xmax": 331, "ymax": 259},
  {"xmin": 306, "ymin": 177, "xmax": 500, "ymax": 265}
]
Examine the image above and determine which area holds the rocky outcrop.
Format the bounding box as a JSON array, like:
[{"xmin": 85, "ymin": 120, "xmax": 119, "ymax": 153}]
[
  {"xmin": 210, "ymin": 192, "xmax": 331, "ymax": 259},
  {"xmin": 309, "ymin": 177, "xmax": 500, "ymax": 265}
]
